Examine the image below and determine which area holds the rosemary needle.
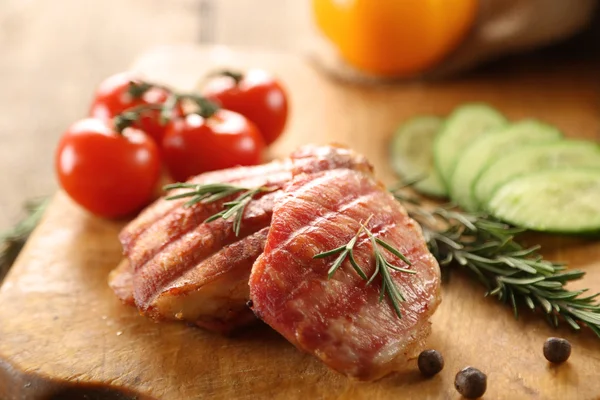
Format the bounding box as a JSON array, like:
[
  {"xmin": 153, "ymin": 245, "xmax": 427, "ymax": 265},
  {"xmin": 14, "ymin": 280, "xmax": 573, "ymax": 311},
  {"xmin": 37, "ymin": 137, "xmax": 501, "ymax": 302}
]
[
  {"xmin": 312, "ymin": 216, "xmax": 371, "ymax": 280},
  {"xmin": 0, "ymin": 198, "xmax": 49, "ymax": 281},
  {"xmin": 204, "ymin": 187, "xmax": 268, "ymax": 236},
  {"xmin": 164, "ymin": 182, "xmax": 273, "ymax": 236}
]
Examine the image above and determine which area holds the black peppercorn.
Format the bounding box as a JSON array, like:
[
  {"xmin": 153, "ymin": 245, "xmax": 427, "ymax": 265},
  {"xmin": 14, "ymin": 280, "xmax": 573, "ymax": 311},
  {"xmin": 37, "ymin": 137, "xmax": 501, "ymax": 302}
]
[
  {"xmin": 417, "ymin": 349, "xmax": 444, "ymax": 377},
  {"xmin": 455, "ymin": 366, "xmax": 487, "ymax": 399},
  {"xmin": 543, "ymin": 337, "xmax": 571, "ymax": 364},
  {"xmin": 246, "ymin": 299, "xmax": 254, "ymax": 308}
]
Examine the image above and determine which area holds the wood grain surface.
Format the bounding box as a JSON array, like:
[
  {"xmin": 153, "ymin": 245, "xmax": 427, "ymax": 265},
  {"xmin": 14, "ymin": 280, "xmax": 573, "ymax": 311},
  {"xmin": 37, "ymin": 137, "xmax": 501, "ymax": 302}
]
[{"xmin": 1, "ymin": 46, "xmax": 600, "ymax": 400}]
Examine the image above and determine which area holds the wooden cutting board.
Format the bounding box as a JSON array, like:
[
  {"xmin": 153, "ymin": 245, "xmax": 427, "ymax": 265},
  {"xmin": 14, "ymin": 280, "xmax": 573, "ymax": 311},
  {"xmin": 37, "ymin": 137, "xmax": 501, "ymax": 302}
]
[{"xmin": 1, "ymin": 46, "xmax": 600, "ymax": 400}]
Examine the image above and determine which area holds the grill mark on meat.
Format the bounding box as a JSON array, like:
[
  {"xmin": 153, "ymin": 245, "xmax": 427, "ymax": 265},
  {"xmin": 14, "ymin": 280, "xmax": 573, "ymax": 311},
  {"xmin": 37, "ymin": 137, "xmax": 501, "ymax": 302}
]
[
  {"xmin": 120, "ymin": 160, "xmax": 294, "ymax": 253},
  {"xmin": 134, "ymin": 193, "xmax": 278, "ymax": 310},
  {"xmin": 264, "ymin": 190, "xmax": 379, "ymax": 254},
  {"xmin": 124, "ymin": 173, "xmax": 289, "ymax": 267},
  {"xmin": 253, "ymin": 172, "xmax": 378, "ymax": 298},
  {"xmin": 249, "ymin": 169, "xmax": 441, "ymax": 380},
  {"xmin": 268, "ymin": 223, "xmax": 424, "ymax": 312},
  {"xmin": 128, "ymin": 189, "xmax": 278, "ymax": 272},
  {"xmin": 144, "ymin": 228, "xmax": 270, "ymax": 332},
  {"xmin": 257, "ymin": 191, "xmax": 381, "ymax": 303}
]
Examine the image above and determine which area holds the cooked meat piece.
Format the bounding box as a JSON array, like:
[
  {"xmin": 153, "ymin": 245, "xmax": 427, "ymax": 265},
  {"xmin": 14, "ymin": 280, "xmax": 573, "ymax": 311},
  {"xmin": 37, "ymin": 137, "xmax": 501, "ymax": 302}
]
[
  {"xmin": 249, "ymin": 169, "xmax": 441, "ymax": 380},
  {"xmin": 121, "ymin": 167, "xmax": 289, "ymax": 270},
  {"xmin": 109, "ymin": 229, "xmax": 267, "ymax": 333},
  {"xmin": 111, "ymin": 145, "xmax": 372, "ymax": 332},
  {"xmin": 149, "ymin": 228, "xmax": 269, "ymax": 334},
  {"xmin": 131, "ymin": 192, "xmax": 279, "ymax": 312},
  {"xmin": 108, "ymin": 259, "xmax": 135, "ymax": 306}
]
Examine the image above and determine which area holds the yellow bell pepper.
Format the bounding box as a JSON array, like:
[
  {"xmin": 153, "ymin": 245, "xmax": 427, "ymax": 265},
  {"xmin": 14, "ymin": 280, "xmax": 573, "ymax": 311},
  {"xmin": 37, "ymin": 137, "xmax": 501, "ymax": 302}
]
[{"xmin": 313, "ymin": 0, "xmax": 478, "ymax": 77}]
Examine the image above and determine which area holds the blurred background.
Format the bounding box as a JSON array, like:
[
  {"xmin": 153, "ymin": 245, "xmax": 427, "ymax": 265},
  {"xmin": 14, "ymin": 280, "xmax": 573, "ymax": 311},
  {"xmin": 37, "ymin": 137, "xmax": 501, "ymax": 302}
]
[
  {"xmin": 0, "ymin": 0, "xmax": 313, "ymax": 231},
  {"xmin": 1, "ymin": 0, "xmax": 599, "ymax": 232}
]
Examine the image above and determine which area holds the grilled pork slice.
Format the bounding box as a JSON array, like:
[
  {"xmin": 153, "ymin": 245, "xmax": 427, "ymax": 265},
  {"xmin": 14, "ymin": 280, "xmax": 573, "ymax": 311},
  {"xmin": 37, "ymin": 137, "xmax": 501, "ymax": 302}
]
[
  {"xmin": 111, "ymin": 145, "xmax": 372, "ymax": 332},
  {"xmin": 131, "ymin": 192, "xmax": 278, "ymax": 314},
  {"xmin": 150, "ymin": 228, "xmax": 269, "ymax": 333},
  {"xmin": 249, "ymin": 169, "xmax": 441, "ymax": 380},
  {"xmin": 109, "ymin": 229, "xmax": 268, "ymax": 333}
]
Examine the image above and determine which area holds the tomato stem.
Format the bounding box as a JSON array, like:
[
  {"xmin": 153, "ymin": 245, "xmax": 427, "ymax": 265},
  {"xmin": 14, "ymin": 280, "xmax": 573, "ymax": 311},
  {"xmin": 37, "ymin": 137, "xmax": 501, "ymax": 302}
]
[
  {"xmin": 160, "ymin": 94, "xmax": 180, "ymax": 125},
  {"xmin": 115, "ymin": 80, "xmax": 221, "ymax": 133},
  {"xmin": 112, "ymin": 104, "xmax": 164, "ymax": 134},
  {"xmin": 176, "ymin": 94, "xmax": 220, "ymax": 119},
  {"xmin": 127, "ymin": 81, "xmax": 154, "ymax": 99},
  {"xmin": 210, "ymin": 69, "xmax": 244, "ymax": 84}
]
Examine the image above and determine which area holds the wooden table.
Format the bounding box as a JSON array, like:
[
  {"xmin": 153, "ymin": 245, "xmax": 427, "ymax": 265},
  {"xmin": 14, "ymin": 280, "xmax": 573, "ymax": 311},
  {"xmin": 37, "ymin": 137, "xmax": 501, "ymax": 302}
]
[{"xmin": 1, "ymin": 46, "xmax": 599, "ymax": 400}]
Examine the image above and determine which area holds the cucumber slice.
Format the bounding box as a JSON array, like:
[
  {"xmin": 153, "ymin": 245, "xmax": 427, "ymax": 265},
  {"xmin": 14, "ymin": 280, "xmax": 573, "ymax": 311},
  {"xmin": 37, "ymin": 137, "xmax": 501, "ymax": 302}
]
[
  {"xmin": 474, "ymin": 141, "xmax": 600, "ymax": 208},
  {"xmin": 488, "ymin": 169, "xmax": 600, "ymax": 233},
  {"xmin": 434, "ymin": 103, "xmax": 507, "ymax": 188},
  {"xmin": 449, "ymin": 120, "xmax": 562, "ymax": 211},
  {"xmin": 390, "ymin": 116, "xmax": 447, "ymax": 197}
]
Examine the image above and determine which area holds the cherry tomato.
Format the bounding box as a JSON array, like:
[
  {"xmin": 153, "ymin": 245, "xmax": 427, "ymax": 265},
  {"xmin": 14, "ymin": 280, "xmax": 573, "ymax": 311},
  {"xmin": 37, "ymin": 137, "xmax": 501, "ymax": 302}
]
[
  {"xmin": 89, "ymin": 72, "xmax": 177, "ymax": 144},
  {"xmin": 55, "ymin": 118, "xmax": 161, "ymax": 218},
  {"xmin": 203, "ymin": 70, "xmax": 288, "ymax": 145},
  {"xmin": 162, "ymin": 110, "xmax": 265, "ymax": 182}
]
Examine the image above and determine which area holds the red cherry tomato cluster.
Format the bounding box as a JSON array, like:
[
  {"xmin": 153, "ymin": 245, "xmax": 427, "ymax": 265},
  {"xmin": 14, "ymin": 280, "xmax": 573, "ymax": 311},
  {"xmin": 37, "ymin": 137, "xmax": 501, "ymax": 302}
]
[{"xmin": 55, "ymin": 70, "xmax": 289, "ymax": 218}]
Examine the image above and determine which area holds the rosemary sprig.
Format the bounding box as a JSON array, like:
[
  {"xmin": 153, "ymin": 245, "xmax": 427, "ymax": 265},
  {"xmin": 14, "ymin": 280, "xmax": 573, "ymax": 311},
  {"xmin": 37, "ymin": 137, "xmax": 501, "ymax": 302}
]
[
  {"xmin": 392, "ymin": 190, "xmax": 600, "ymax": 338},
  {"xmin": 164, "ymin": 182, "xmax": 273, "ymax": 236},
  {"xmin": 313, "ymin": 217, "xmax": 415, "ymax": 318},
  {"xmin": 0, "ymin": 198, "xmax": 49, "ymax": 281},
  {"xmin": 312, "ymin": 222, "xmax": 368, "ymax": 280},
  {"xmin": 204, "ymin": 187, "xmax": 269, "ymax": 236}
]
